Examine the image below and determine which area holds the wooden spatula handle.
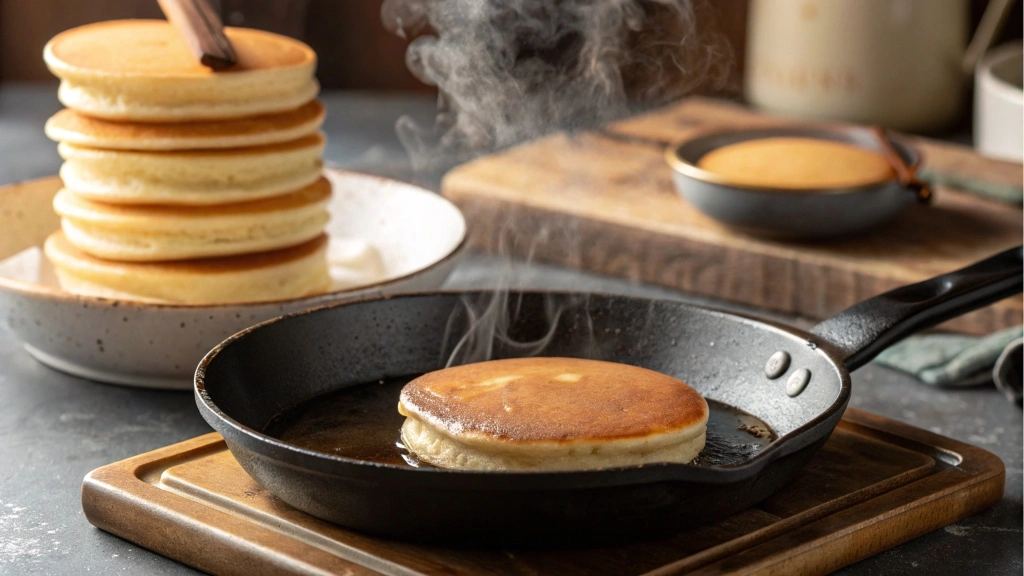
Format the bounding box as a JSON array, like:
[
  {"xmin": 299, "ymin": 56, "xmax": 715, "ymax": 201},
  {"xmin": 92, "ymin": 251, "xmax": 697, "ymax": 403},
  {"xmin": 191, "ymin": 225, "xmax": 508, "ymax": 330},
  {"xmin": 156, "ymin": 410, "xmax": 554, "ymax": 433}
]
[
  {"xmin": 872, "ymin": 125, "xmax": 932, "ymax": 204},
  {"xmin": 158, "ymin": 0, "xmax": 238, "ymax": 71}
]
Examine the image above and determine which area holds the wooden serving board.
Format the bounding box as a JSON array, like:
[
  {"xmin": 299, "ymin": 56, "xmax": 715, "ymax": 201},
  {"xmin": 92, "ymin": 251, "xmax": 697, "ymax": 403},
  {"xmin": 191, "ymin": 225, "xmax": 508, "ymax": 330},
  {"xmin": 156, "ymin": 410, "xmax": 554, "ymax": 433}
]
[
  {"xmin": 82, "ymin": 408, "xmax": 1003, "ymax": 576},
  {"xmin": 441, "ymin": 98, "xmax": 1023, "ymax": 335}
]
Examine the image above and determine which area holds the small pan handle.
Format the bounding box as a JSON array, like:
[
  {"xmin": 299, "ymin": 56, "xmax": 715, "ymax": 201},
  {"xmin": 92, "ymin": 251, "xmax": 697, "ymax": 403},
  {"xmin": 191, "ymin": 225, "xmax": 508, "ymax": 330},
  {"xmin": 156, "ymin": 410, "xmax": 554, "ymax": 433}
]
[{"xmin": 810, "ymin": 246, "xmax": 1023, "ymax": 371}]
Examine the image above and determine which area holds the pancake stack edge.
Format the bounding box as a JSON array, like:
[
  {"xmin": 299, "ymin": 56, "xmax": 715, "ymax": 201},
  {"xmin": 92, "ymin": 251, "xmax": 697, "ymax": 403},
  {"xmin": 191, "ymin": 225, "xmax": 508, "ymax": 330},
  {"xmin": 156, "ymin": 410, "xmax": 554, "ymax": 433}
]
[{"xmin": 40, "ymin": 20, "xmax": 333, "ymax": 304}]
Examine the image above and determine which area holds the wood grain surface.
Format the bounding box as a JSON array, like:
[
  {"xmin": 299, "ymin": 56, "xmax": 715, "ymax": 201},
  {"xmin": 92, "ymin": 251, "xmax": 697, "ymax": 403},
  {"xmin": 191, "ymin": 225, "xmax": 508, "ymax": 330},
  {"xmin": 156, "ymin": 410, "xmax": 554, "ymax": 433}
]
[
  {"xmin": 442, "ymin": 97, "xmax": 1023, "ymax": 335},
  {"xmin": 81, "ymin": 408, "xmax": 1005, "ymax": 576}
]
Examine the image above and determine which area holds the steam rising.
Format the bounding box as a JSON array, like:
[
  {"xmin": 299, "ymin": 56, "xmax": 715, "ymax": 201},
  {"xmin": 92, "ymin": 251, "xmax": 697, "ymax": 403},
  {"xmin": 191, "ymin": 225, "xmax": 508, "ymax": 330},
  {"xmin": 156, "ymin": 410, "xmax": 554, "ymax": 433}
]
[
  {"xmin": 443, "ymin": 292, "xmax": 567, "ymax": 368},
  {"xmin": 382, "ymin": 0, "xmax": 730, "ymax": 169},
  {"xmin": 439, "ymin": 218, "xmax": 587, "ymax": 367},
  {"xmin": 381, "ymin": 0, "xmax": 731, "ymax": 365}
]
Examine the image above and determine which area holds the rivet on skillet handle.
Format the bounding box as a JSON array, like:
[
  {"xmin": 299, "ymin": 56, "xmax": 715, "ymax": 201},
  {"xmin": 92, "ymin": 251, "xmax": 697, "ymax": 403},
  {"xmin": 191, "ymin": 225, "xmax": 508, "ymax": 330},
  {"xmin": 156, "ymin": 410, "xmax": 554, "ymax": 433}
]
[
  {"xmin": 786, "ymin": 369, "xmax": 811, "ymax": 397},
  {"xmin": 809, "ymin": 245, "xmax": 1023, "ymax": 371},
  {"xmin": 764, "ymin": 351, "xmax": 790, "ymax": 379}
]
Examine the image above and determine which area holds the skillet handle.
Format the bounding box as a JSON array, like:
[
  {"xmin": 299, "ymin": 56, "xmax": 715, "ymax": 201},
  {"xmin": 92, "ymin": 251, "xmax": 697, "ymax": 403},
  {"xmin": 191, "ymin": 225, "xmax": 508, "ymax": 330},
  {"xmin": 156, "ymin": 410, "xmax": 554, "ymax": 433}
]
[{"xmin": 810, "ymin": 246, "xmax": 1023, "ymax": 371}]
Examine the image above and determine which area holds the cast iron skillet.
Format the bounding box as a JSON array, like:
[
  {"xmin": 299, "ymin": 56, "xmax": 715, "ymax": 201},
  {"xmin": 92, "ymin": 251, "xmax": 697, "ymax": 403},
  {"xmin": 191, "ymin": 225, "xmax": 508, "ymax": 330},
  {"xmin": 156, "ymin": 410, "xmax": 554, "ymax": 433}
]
[{"xmin": 196, "ymin": 247, "xmax": 1022, "ymax": 544}]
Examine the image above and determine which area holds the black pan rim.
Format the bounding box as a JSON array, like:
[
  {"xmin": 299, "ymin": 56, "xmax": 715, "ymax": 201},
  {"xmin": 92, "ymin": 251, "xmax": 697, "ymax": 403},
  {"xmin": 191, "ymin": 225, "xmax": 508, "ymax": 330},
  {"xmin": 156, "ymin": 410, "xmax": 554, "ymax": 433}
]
[{"xmin": 194, "ymin": 289, "xmax": 852, "ymax": 488}]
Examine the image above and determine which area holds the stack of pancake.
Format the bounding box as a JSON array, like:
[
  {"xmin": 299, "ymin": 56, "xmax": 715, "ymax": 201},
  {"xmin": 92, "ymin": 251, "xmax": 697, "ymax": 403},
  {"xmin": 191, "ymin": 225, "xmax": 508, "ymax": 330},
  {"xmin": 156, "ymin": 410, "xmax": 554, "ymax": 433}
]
[{"xmin": 40, "ymin": 20, "xmax": 332, "ymax": 304}]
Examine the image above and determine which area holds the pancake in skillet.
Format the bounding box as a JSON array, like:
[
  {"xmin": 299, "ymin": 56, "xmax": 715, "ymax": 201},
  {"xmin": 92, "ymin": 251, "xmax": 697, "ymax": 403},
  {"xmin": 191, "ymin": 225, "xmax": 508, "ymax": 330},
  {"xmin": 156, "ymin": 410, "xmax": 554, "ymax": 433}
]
[{"xmin": 398, "ymin": 357, "xmax": 709, "ymax": 471}]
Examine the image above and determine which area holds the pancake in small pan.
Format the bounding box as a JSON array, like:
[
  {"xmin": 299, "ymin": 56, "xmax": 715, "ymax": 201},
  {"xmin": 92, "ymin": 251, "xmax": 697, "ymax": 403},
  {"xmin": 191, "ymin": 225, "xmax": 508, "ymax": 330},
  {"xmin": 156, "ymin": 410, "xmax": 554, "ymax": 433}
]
[
  {"xmin": 44, "ymin": 231, "xmax": 330, "ymax": 304},
  {"xmin": 53, "ymin": 177, "xmax": 331, "ymax": 261},
  {"xmin": 696, "ymin": 137, "xmax": 896, "ymax": 190},
  {"xmin": 398, "ymin": 357, "xmax": 709, "ymax": 471},
  {"xmin": 45, "ymin": 100, "xmax": 325, "ymax": 151},
  {"xmin": 57, "ymin": 133, "xmax": 325, "ymax": 206}
]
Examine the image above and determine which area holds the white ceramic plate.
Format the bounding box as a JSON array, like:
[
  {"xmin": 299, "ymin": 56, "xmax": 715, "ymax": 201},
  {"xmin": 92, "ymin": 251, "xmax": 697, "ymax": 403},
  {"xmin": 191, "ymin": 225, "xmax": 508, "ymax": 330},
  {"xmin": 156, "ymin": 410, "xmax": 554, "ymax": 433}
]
[{"xmin": 0, "ymin": 169, "xmax": 466, "ymax": 389}]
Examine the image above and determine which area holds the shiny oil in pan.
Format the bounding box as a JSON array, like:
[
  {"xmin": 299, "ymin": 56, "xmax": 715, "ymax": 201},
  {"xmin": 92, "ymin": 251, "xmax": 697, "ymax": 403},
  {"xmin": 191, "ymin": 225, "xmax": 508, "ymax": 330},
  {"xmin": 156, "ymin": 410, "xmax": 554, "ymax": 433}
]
[{"xmin": 262, "ymin": 376, "xmax": 777, "ymax": 468}]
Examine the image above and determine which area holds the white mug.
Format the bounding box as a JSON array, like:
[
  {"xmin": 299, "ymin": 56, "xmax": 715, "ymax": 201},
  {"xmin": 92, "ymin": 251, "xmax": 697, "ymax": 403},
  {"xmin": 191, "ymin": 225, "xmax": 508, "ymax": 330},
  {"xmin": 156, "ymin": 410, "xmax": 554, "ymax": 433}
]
[
  {"xmin": 975, "ymin": 42, "xmax": 1023, "ymax": 162},
  {"xmin": 745, "ymin": 0, "xmax": 969, "ymax": 132}
]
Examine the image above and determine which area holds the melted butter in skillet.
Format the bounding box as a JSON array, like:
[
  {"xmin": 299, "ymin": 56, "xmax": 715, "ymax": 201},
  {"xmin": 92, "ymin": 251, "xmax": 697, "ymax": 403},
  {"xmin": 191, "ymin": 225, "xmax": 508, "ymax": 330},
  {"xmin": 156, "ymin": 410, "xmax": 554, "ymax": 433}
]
[
  {"xmin": 264, "ymin": 377, "xmax": 412, "ymax": 466},
  {"xmin": 263, "ymin": 376, "xmax": 777, "ymax": 468}
]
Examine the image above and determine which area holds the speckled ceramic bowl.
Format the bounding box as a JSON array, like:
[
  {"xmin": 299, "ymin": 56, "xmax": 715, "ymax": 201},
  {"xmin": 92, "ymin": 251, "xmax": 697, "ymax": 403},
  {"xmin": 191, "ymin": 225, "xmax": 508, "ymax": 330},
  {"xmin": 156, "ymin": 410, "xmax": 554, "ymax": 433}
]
[{"xmin": 0, "ymin": 169, "xmax": 467, "ymax": 389}]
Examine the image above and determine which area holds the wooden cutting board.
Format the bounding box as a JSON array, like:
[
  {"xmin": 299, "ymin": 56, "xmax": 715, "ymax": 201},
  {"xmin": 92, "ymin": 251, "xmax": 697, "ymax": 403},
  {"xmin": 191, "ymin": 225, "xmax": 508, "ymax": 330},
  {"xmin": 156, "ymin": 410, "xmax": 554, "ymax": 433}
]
[
  {"xmin": 441, "ymin": 98, "xmax": 1023, "ymax": 335},
  {"xmin": 82, "ymin": 408, "xmax": 1003, "ymax": 576}
]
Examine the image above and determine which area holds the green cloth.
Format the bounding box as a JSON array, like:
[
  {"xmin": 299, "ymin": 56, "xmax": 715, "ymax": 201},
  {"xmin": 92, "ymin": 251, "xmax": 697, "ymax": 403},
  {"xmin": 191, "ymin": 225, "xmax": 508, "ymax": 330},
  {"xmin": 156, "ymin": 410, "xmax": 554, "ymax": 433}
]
[
  {"xmin": 874, "ymin": 325, "xmax": 1024, "ymax": 387},
  {"xmin": 919, "ymin": 168, "xmax": 1024, "ymax": 205}
]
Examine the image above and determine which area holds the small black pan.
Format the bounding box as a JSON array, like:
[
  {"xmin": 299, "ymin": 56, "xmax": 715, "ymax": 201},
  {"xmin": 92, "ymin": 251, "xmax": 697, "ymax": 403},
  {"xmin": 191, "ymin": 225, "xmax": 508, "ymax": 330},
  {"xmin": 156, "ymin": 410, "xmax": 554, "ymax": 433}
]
[
  {"xmin": 196, "ymin": 247, "xmax": 1022, "ymax": 544},
  {"xmin": 665, "ymin": 127, "xmax": 928, "ymax": 238}
]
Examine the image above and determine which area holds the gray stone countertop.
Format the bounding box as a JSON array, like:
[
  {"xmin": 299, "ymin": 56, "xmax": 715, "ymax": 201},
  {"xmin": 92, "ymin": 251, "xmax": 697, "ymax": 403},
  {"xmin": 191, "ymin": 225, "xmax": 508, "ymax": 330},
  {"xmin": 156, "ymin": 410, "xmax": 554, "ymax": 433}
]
[{"xmin": 0, "ymin": 84, "xmax": 1019, "ymax": 574}]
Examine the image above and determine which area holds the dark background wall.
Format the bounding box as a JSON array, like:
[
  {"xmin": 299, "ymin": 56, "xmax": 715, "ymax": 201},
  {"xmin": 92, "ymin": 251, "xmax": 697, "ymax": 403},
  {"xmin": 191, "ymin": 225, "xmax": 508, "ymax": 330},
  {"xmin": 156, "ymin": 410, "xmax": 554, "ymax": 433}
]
[
  {"xmin": 1, "ymin": 0, "xmax": 1020, "ymax": 93},
  {"xmin": 0, "ymin": 0, "xmax": 754, "ymax": 93}
]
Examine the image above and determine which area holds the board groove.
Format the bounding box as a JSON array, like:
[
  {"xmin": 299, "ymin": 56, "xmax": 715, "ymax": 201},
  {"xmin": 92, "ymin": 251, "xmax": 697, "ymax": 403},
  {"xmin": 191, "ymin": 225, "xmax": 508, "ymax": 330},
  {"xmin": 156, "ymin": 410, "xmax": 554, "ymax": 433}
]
[{"xmin": 82, "ymin": 408, "xmax": 1004, "ymax": 576}]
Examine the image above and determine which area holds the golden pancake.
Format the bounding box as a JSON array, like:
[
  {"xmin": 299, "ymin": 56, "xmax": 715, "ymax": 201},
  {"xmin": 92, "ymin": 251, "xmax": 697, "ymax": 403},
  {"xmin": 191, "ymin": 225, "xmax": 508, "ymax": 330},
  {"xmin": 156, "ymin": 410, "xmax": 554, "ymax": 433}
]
[
  {"xmin": 696, "ymin": 137, "xmax": 896, "ymax": 190},
  {"xmin": 45, "ymin": 101, "xmax": 325, "ymax": 151},
  {"xmin": 53, "ymin": 177, "xmax": 331, "ymax": 261},
  {"xmin": 44, "ymin": 231, "xmax": 330, "ymax": 304},
  {"xmin": 57, "ymin": 133, "xmax": 325, "ymax": 205},
  {"xmin": 399, "ymin": 357, "xmax": 709, "ymax": 471},
  {"xmin": 44, "ymin": 20, "xmax": 318, "ymax": 121}
]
